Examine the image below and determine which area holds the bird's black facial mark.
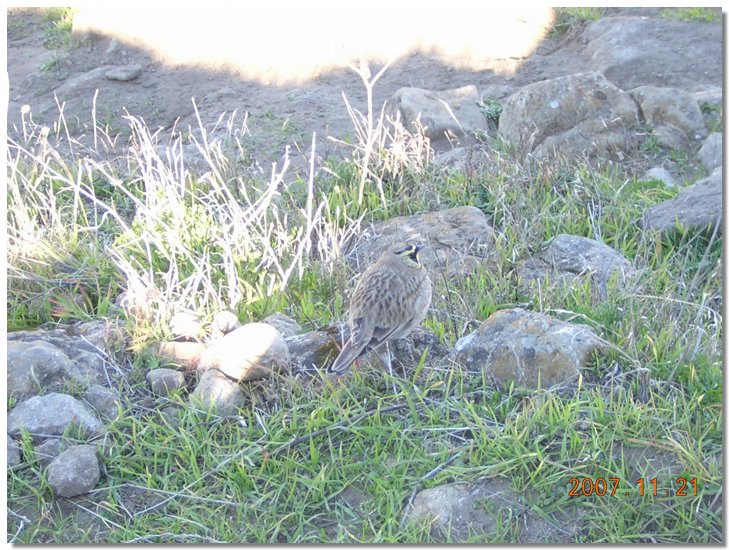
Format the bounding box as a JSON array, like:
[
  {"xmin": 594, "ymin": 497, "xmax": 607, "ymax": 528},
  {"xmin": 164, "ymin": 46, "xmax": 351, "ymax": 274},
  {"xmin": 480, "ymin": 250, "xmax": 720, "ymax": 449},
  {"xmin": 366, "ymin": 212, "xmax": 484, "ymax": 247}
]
[{"xmin": 397, "ymin": 244, "xmax": 421, "ymax": 265}]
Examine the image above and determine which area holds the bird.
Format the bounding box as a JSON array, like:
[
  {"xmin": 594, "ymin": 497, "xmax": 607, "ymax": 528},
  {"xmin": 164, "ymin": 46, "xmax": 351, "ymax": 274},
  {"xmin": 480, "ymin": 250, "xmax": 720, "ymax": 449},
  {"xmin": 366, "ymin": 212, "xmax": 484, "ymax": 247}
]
[{"xmin": 327, "ymin": 242, "xmax": 432, "ymax": 379}]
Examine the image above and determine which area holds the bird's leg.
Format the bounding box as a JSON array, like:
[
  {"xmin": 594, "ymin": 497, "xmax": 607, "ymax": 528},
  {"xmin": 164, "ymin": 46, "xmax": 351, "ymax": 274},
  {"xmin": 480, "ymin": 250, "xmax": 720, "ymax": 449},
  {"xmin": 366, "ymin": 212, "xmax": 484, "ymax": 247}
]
[{"xmin": 385, "ymin": 341, "xmax": 398, "ymax": 394}]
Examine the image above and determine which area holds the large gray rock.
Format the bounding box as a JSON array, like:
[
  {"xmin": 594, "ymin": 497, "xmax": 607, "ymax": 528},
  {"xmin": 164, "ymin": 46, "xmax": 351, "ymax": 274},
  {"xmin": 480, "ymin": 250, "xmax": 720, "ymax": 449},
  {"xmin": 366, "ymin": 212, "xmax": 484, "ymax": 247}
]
[
  {"xmin": 519, "ymin": 234, "xmax": 635, "ymax": 300},
  {"xmin": 581, "ymin": 16, "xmax": 722, "ymax": 92},
  {"xmin": 499, "ymin": 72, "xmax": 641, "ymax": 160},
  {"xmin": 452, "ymin": 308, "xmax": 603, "ymax": 389},
  {"xmin": 388, "ymin": 85, "xmax": 488, "ymax": 142},
  {"xmin": 189, "ymin": 369, "xmax": 246, "ymax": 415},
  {"xmin": 630, "ymin": 86, "xmax": 706, "ymax": 149},
  {"xmin": 642, "ymin": 167, "xmax": 722, "ymax": 232},
  {"xmin": 46, "ymin": 445, "xmax": 101, "ymax": 498},
  {"xmin": 406, "ymin": 478, "xmax": 583, "ymax": 543},
  {"xmin": 198, "ymin": 323, "xmax": 290, "ymax": 382},
  {"xmin": 8, "ymin": 393, "xmax": 103, "ymax": 441},
  {"xmin": 7, "ymin": 340, "xmax": 104, "ymax": 402},
  {"xmin": 352, "ymin": 206, "xmax": 495, "ymax": 278},
  {"xmin": 697, "ymin": 133, "xmax": 722, "ymax": 173}
]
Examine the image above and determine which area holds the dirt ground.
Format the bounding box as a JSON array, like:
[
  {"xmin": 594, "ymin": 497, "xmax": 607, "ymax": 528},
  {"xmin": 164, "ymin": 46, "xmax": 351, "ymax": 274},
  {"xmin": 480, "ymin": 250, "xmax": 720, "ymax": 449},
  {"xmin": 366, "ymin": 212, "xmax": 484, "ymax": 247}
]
[{"xmin": 8, "ymin": 6, "xmax": 710, "ymax": 173}]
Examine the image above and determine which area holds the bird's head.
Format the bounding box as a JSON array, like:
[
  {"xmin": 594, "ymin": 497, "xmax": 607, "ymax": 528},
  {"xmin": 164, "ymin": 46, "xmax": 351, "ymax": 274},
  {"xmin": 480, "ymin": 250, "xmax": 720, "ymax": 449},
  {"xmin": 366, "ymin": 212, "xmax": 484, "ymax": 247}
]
[{"xmin": 389, "ymin": 242, "xmax": 424, "ymax": 269}]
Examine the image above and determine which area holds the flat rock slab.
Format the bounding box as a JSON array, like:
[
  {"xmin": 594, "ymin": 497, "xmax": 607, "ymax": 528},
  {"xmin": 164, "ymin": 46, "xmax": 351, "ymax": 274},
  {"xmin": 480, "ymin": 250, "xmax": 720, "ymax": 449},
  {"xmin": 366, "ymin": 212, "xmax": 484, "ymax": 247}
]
[
  {"xmin": 642, "ymin": 167, "xmax": 722, "ymax": 233},
  {"xmin": 452, "ymin": 308, "xmax": 603, "ymax": 389}
]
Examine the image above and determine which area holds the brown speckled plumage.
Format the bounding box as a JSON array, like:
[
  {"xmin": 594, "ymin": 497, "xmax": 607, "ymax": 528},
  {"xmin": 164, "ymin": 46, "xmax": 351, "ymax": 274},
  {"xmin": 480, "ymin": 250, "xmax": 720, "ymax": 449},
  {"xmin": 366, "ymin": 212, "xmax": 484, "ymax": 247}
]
[{"xmin": 328, "ymin": 242, "xmax": 432, "ymax": 375}]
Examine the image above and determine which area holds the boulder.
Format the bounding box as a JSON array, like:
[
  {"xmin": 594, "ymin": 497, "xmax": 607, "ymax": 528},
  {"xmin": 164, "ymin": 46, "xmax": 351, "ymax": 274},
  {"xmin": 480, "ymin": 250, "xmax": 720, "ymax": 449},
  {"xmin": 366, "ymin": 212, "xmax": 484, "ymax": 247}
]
[
  {"xmin": 387, "ymin": 85, "xmax": 487, "ymax": 142},
  {"xmin": 352, "ymin": 206, "xmax": 495, "ymax": 278},
  {"xmin": 84, "ymin": 385, "xmax": 122, "ymax": 420},
  {"xmin": 581, "ymin": 16, "xmax": 722, "ymax": 91},
  {"xmin": 451, "ymin": 308, "xmax": 603, "ymax": 389},
  {"xmin": 630, "ymin": 86, "xmax": 706, "ymax": 149},
  {"xmin": 499, "ymin": 71, "xmax": 641, "ymax": 160},
  {"xmin": 642, "ymin": 167, "xmax": 722, "ymax": 232},
  {"xmin": 697, "ymin": 132, "xmax": 722, "ymax": 173},
  {"xmin": 518, "ymin": 234, "xmax": 635, "ymax": 300}
]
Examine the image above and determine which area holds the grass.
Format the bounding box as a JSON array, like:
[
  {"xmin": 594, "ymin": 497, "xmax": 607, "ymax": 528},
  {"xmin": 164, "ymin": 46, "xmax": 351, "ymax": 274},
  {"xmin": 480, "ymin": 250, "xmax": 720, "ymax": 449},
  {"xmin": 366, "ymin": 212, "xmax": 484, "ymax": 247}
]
[{"xmin": 6, "ymin": 67, "xmax": 722, "ymax": 542}]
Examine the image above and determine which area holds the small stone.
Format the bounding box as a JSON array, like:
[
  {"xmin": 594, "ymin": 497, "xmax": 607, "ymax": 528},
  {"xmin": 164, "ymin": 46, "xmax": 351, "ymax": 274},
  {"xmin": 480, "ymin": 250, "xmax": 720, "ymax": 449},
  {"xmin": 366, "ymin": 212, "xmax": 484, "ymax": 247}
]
[
  {"xmin": 8, "ymin": 437, "xmax": 22, "ymax": 468},
  {"xmin": 198, "ymin": 323, "xmax": 290, "ymax": 382},
  {"xmin": 697, "ymin": 132, "xmax": 722, "ymax": 173},
  {"xmin": 157, "ymin": 341, "xmax": 206, "ymax": 369},
  {"xmin": 84, "ymin": 385, "xmax": 122, "ymax": 420},
  {"xmin": 35, "ymin": 439, "xmax": 64, "ymax": 467},
  {"xmin": 146, "ymin": 368, "xmax": 186, "ymax": 397},
  {"xmin": 642, "ymin": 167, "xmax": 676, "ymax": 188},
  {"xmin": 263, "ymin": 313, "xmax": 302, "ymax": 339},
  {"xmin": 105, "ymin": 64, "xmax": 142, "ymax": 81},
  {"xmin": 211, "ymin": 311, "xmax": 242, "ymax": 338},
  {"xmin": 189, "ymin": 369, "xmax": 245, "ymax": 415},
  {"xmin": 286, "ymin": 330, "xmax": 341, "ymax": 374},
  {"xmin": 168, "ymin": 310, "xmax": 204, "ymax": 340},
  {"xmin": 47, "ymin": 445, "xmax": 101, "ymax": 498}
]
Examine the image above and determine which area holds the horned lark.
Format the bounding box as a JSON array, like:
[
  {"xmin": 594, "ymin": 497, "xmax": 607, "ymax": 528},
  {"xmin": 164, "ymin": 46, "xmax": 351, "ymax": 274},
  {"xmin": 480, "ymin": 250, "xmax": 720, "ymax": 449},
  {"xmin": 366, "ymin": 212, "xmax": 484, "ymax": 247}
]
[{"xmin": 328, "ymin": 242, "xmax": 432, "ymax": 377}]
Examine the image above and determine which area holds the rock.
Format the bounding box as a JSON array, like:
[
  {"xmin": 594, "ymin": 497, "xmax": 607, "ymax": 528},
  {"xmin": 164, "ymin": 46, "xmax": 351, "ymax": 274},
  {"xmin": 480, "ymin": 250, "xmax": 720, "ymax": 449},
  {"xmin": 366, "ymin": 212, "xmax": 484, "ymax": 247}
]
[
  {"xmin": 499, "ymin": 71, "xmax": 641, "ymax": 160},
  {"xmin": 388, "ymin": 85, "xmax": 488, "ymax": 142},
  {"xmin": 8, "ymin": 437, "xmax": 21, "ymax": 468},
  {"xmin": 286, "ymin": 330, "xmax": 340, "ymax": 375},
  {"xmin": 582, "ymin": 16, "xmax": 721, "ymax": 91},
  {"xmin": 105, "ymin": 64, "xmax": 142, "ymax": 81},
  {"xmin": 386, "ymin": 326, "xmax": 450, "ymax": 373},
  {"xmin": 697, "ymin": 132, "xmax": 722, "ymax": 173},
  {"xmin": 7, "ymin": 339, "xmax": 103, "ymax": 402},
  {"xmin": 406, "ymin": 478, "xmax": 583, "ymax": 543},
  {"xmin": 519, "ymin": 234, "xmax": 635, "ymax": 300},
  {"xmin": 75, "ymin": 319, "xmax": 127, "ymax": 352},
  {"xmin": 189, "ymin": 369, "xmax": 245, "ymax": 415},
  {"xmin": 35, "ymin": 439, "xmax": 64, "ymax": 467},
  {"xmin": 353, "ymin": 206, "xmax": 495, "ymax": 278},
  {"xmin": 434, "ymin": 146, "xmax": 492, "ymax": 174},
  {"xmin": 46, "ymin": 445, "xmax": 101, "ymax": 498},
  {"xmin": 642, "ymin": 167, "xmax": 722, "ymax": 232},
  {"xmin": 146, "ymin": 368, "xmax": 186, "ymax": 397},
  {"xmin": 211, "ymin": 311, "xmax": 242, "ymax": 338},
  {"xmin": 168, "ymin": 310, "xmax": 204, "ymax": 340},
  {"xmin": 630, "ymin": 86, "xmax": 706, "ymax": 149},
  {"xmin": 641, "ymin": 167, "xmax": 676, "ymax": 188},
  {"xmin": 157, "ymin": 341, "xmax": 205, "ymax": 369},
  {"xmin": 451, "ymin": 308, "xmax": 603, "ymax": 389},
  {"xmin": 198, "ymin": 323, "xmax": 290, "ymax": 382},
  {"xmin": 53, "ymin": 65, "xmax": 115, "ymax": 97},
  {"xmin": 8, "ymin": 393, "xmax": 103, "ymax": 441},
  {"xmin": 84, "ymin": 385, "xmax": 122, "ymax": 420},
  {"xmin": 263, "ymin": 313, "xmax": 302, "ymax": 339}
]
